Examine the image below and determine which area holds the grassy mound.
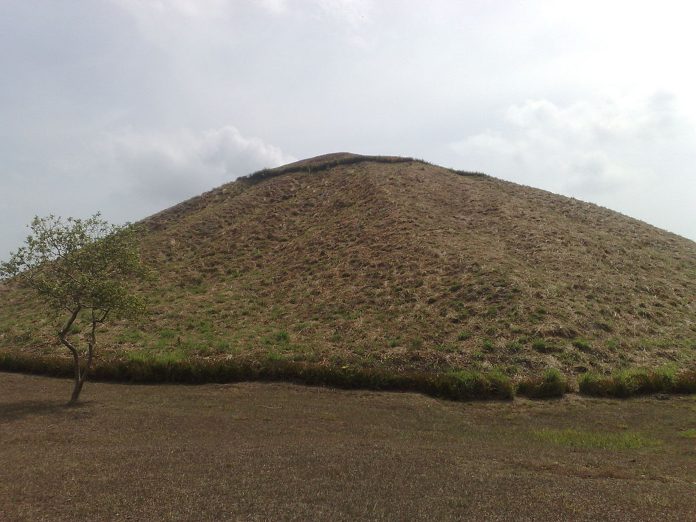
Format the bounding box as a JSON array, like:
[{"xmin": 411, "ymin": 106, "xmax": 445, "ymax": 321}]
[{"xmin": 2, "ymin": 153, "xmax": 695, "ymax": 383}]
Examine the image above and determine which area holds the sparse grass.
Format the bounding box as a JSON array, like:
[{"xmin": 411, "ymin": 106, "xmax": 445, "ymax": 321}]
[
  {"xmin": 531, "ymin": 339, "xmax": 561, "ymax": 354},
  {"xmin": 117, "ymin": 328, "xmax": 145, "ymax": 344},
  {"xmin": 409, "ymin": 338, "xmax": 424, "ymax": 350},
  {"xmin": 606, "ymin": 338, "xmax": 619, "ymax": 351},
  {"xmin": 457, "ymin": 331, "xmax": 471, "ymax": 341},
  {"xmin": 678, "ymin": 429, "xmax": 696, "ymax": 439},
  {"xmin": 572, "ymin": 338, "xmax": 592, "ymax": 352},
  {"xmin": 532, "ymin": 428, "xmax": 660, "ymax": 450}
]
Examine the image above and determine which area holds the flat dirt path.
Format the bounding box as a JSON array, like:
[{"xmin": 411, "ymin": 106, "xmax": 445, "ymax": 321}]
[{"xmin": 1, "ymin": 373, "xmax": 695, "ymax": 521}]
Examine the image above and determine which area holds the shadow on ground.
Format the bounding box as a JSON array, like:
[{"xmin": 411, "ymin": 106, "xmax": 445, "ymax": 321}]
[{"xmin": 0, "ymin": 400, "xmax": 89, "ymax": 423}]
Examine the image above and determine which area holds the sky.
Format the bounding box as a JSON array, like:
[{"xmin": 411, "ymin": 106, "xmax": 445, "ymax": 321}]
[{"xmin": 1, "ymin": 0, "xmax": 696, "ymax": 259}]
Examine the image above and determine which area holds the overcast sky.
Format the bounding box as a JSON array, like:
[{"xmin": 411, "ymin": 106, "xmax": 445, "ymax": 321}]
[{"xmin": 2, "ymin": 0, "xmax": 696, "ymax": 259}]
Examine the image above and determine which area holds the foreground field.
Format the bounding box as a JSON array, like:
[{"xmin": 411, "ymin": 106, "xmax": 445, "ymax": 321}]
[{"xmin": 1, "ymin": 373, "xmax": 695, "ymax": 521}]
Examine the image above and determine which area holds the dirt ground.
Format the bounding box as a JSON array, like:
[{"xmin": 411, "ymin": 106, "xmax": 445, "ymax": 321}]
[{"xmin": 1, "ymin": 373, "xmax": 695, "ymax": 521}]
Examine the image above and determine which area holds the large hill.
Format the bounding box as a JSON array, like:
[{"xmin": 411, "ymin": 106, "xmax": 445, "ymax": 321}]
[{"xmin": 2, "ymin": 153, "xmax": 695, "ymax": 378}]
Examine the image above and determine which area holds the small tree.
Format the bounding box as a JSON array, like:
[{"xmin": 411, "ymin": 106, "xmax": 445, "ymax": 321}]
[{"xmin": 0, "ymin": 214, "xmax": 148, "ymax": 404}]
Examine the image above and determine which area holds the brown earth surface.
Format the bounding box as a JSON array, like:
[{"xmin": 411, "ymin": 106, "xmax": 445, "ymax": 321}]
[{"xmin": 2, "ymin": 372, "xmax": 695, "ymax": 521}]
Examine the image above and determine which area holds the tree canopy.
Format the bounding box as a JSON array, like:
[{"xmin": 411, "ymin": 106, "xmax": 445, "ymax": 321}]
[{"xmin": 1, "ymin": 213, "xmax": 149, "ymax": 403}]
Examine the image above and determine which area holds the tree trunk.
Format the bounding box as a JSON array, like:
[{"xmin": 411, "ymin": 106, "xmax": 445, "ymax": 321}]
[
  {"xmin": 69, "ymin": 378, "xmax": 85, "ymax": 405},
  {"xmin": 67, "ymin": 314, "xmax": 98, "ymax": 406},
  {"xmin": 60, "ymin": 307, "xmax": 83, "ymax": 406}
]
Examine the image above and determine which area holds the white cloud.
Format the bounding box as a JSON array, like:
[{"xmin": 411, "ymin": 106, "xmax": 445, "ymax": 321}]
[
  {"xmin": 453, "ymin": 94, "xmax": 687, "ymax": 193},
  {"xmin": 314, "ymin": 0, "xmax": 373, "ymax": 25},
  {"xmin": 2, "ymin": 0, "xmax": 696, "ymax": 257},
  {"xmin": 259, "ymin": 0, "xmax": 289, "ymax": 14},
  {"xmin": 103, "ymin": 126, "xmax": 296, "ymax": 203},
  {"xmin": 0, "ymin": 123, "xmax": 294, "ymax": 260},
  {"xmin": 451, "ymin": 93, "xmax": 696, "ymax": 239}
]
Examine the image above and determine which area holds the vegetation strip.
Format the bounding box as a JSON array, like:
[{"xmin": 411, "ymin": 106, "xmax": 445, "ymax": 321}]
[
  {"xmin": 242, "ymin": 154, "xmax": 486, "ymax": 185},
  {"xmin": 578, "ymin": 368, "xmax": 696, "ymax": 397},
  {"xmin": 0, "ymin": 352, "xmax": 513, "ymax": 401},
  {"xmin": 4, "ymin": 351, "xmax": 694, "ymax": 401}
]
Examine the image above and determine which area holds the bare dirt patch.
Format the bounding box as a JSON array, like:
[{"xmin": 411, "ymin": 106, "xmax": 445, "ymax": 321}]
[{"xmin": 1, "ymin": 373, "xmax": 695, "ymax": 521}]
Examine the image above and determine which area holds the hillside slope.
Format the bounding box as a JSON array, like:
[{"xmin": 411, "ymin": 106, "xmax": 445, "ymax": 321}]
[{"xmin": 2, "ymin": 153, "xmax": 695, "ymax": 376}]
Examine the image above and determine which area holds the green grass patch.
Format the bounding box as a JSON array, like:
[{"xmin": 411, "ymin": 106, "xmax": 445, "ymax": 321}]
[
  {"xmin": 126, "ymin": 349, "xmax": 188, "ymax": 364},
  {"xmin": 117, "ymin": 328, "xmax": 145, "ymax": 344},
  {"xmin": 578, "ymin": 367, "xmax": 695, "ymax": 397},
  {"xmin": 457, "ymin": 331, "xmax": 471, "ymax": 341},
  {"xmin": 533, "ymin": 428, "xmax": 660, "ymax": 450},
  {"xmin": 572, "ymin": 338, "xmax": 592, "ymax": 352},
  {"xmin": 517, "ymin": 368, "xmax": 567, "ymax": 398},
  {"xmin": 263, "ymin": 330, "xmax": 290, "ymax": 346},
  {"xmin": 678, "ymin": 429, "xmax": 696, "ymax": 439},
  {"xmin": 531, "ymin": 339, "xmax": 561, "ymax": 353},
  {"xmin": 443, "ymin": 369, "xmax": 515, "ymax": 400}
]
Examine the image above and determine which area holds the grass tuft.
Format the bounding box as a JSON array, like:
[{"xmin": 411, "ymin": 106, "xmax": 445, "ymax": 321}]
[
  {"xmin": 441, "ymin": 369, "xmax": 515, "ymax": 400},
  {"xmin": 517, "ymin": 368, "xmax": 567, "ymax": 398},
  {"xmin": 579, "ymin": 367, "xmax": 696, "ymax": 397}
]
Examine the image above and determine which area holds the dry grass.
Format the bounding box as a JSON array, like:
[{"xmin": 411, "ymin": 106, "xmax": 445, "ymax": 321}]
[
  {"xmin": 1, "ymin": 153, "xmax": 695, "ymax": 380},
  {"xmin": 2, "ymin": 372, "xmax": 696, "ymax": 521}
]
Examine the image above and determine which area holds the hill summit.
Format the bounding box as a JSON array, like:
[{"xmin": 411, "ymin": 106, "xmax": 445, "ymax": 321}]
[{"xmin": 3, "ymin": 153, "xmax": 695, "ymax": 377}]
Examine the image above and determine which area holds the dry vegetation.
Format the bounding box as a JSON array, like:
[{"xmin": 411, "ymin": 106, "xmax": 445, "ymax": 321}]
[{"xmin": 1, "ymin": 153, "xmax": 695, "ymax": 388}]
